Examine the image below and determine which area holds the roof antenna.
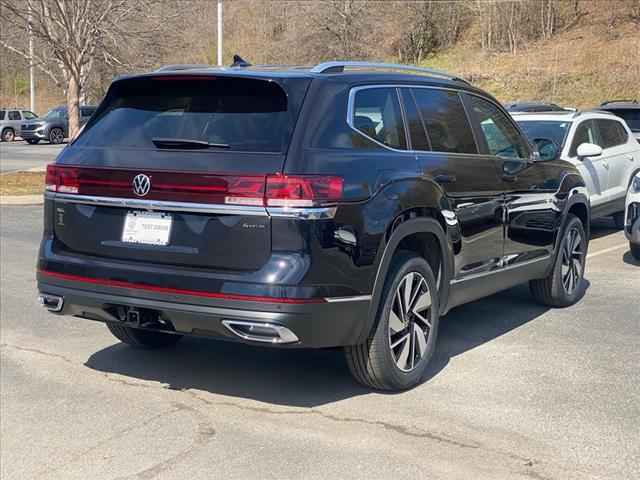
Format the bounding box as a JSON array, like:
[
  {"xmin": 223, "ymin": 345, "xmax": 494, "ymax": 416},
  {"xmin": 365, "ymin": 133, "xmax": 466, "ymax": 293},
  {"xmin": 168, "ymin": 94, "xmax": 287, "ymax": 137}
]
[{"xmin": 231, "ymin": 55, "xmax": 251, "ymax": 68}]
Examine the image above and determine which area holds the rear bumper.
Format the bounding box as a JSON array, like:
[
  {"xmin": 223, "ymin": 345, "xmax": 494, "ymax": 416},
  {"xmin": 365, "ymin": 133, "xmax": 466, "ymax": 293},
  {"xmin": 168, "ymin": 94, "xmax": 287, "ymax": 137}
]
[{"xmin": 37, "ymin": 278, "xmax": 371, "ymax": 348}]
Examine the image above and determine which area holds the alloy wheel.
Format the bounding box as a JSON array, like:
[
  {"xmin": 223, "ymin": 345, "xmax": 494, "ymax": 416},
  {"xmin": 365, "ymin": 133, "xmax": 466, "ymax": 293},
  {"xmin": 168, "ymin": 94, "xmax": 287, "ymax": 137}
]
[
  {"xmin": 388, "ymin": 272, "xmax": 432, "ymax": 372},
  {"xmin": 50, "ymin": 129, "xmax": 64, "ymax": 144},
  {"xmin": 560, "ymin": 226, "xmax": 584, "ymax": 295}
]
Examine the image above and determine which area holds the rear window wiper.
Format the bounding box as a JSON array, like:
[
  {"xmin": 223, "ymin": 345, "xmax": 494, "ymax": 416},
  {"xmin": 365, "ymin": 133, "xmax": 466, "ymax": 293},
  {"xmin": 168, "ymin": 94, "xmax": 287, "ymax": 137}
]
[{"xmin": 151, "ymin": 137, "xmax": 230, "ymax": 150}]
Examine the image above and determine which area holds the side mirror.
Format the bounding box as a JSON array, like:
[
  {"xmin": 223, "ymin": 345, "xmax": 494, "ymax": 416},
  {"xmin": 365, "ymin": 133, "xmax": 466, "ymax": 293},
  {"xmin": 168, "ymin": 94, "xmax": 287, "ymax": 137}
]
[
  {"xmin": 576, "ymin": 142, "xmax": 603, "ymax": 159},
  {"xmin": 532, "ymin": 137, "xmax": 558, "ymax": 162}
]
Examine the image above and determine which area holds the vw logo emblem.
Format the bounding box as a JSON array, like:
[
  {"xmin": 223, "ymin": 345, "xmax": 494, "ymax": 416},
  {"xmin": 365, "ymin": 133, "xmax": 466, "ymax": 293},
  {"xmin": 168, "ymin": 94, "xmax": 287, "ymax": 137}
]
[{"xmin": 132, "ymin": 174, "xmax": 151, "ymax": 197}]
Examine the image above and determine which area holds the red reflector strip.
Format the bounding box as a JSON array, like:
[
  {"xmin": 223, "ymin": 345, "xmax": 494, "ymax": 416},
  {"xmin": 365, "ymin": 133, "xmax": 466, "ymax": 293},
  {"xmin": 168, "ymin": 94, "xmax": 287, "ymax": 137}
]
[{"xmin": 38, "ymin": 269, "xmax": 325, "ymax": 304}]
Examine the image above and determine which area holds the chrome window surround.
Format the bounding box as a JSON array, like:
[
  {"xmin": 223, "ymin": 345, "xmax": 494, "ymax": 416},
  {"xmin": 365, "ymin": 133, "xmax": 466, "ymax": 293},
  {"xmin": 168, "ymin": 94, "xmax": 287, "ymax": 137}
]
[
  {"xmin": 46, "ymin": 192, "xmax": 337, "ymax": 219},
  {"xmin": 347, "ymin": 84, "xmax": 532, "ymax": 159}
]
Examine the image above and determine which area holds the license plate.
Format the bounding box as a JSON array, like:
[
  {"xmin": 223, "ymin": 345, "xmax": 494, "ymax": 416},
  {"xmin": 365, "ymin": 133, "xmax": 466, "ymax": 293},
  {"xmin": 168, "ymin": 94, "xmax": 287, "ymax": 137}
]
[{"xmin": 122, "ymin": 211, "xmax": 172, "ymax": 246}]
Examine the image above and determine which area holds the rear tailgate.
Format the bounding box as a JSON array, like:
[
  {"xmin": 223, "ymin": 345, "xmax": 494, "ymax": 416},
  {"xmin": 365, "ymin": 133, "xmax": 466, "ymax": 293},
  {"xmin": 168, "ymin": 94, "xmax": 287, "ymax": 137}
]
[{"xmin": 49, "ymin": 74, "xmax": 310, "ymax": 272}]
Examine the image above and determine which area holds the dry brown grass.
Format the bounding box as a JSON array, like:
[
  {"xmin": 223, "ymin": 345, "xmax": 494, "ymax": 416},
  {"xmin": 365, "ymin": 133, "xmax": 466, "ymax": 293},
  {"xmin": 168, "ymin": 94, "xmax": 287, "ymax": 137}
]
[
  {"xmin": 0, "ymin": 172, "xmax": 45, "ymax": 196},
  {"xmin": 424, "ymin": 8, "xmax": 640, "ymax": 108}
]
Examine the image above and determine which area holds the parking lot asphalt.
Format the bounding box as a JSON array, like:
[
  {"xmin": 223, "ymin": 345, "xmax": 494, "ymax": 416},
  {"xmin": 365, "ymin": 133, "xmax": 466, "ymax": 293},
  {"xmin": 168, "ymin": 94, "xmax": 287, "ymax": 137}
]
[
  {"xmin": 0, "ymin": 141, "xmax": 65, "ymax": 173},
  {"xmin": 1, "ymin": 205, "xmax": 638, "ymax": 480}
]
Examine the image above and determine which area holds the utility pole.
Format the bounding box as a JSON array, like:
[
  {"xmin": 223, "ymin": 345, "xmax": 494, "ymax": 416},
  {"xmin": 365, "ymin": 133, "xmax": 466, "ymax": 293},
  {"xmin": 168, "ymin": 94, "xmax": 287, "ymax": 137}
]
[
  {"xmin": 28, "ymin": 3, "xmax": 35, "ymax": 112},
  {"xmin": 217, "ymin": 0, "xmax": 223, "ymax": 66}
]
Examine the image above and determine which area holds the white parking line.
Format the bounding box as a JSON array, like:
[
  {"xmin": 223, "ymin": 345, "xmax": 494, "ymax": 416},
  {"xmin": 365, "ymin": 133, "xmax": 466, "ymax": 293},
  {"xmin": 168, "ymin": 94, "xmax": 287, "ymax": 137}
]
[{"xmin": 587, "ymin": 243, "xmax": 628, "ymax": 259}]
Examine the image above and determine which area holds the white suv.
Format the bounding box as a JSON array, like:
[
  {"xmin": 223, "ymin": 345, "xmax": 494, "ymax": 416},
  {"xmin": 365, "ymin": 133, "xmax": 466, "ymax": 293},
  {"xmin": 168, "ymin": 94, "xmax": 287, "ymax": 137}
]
[
  {"xmin": 626, "ymin": 173, "xmax": 640, "ymax": 260},
  {"xmin": 514, "ymin": 111, "xmax": 640, "ymax": 227}
]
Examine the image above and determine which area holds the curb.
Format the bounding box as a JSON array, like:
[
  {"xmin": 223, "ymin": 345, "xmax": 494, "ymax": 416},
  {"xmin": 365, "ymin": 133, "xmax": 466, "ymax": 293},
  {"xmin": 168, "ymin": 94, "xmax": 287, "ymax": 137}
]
[{"xmin": 0, "ymin": 195, "xmax": 44, "ymax": 206}]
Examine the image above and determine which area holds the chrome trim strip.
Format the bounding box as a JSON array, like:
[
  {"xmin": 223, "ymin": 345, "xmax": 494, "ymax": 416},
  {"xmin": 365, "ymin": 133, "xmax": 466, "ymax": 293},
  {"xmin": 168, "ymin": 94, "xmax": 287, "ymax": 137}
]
[
  {"xmin": 47, "ymin": 192, "xmax": 268, "ymax": 216},
  {"xmin": 221, "ymin": 320, "xmax": 299, "ymax": 344},
  {"xmin": 324, "ymin": 295, "xmax": 372, "ymax": 303},
  {"xmin": 449, "ymin": 255, "xmax": 551, "ymax": 284},
  {"xmin": 47, "ymin": 193, "xmax": 338, "ymax": 219},
  {"xmin": 266, "ymin": 206, "xmax": 337, "ymax": 220}
]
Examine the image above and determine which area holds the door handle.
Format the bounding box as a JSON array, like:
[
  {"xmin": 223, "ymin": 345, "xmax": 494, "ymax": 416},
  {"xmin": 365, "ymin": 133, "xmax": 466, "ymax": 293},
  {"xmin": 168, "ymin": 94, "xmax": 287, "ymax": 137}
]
[
  {"xmin": 433, "ymin": 173, "xmax": 457, "ymax": 184},
  {"xmin": 602, "ymin": 161, "xmax": 609, "ymax": 169},
  {"xmin": 626, "ymin": 155, "xmax": 634, "ymax": 162}
]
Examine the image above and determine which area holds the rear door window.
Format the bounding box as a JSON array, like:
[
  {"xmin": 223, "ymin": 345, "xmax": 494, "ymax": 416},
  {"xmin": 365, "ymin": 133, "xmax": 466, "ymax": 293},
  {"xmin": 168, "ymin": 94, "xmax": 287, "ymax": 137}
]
[
  {"xmin": 411, "ymin": 88, "xmax": 477, "ymax": 154},
  {"xmin": 597, "ymin": 119, "xmax": 627, "ymax": 148},
  {"xmin": 352, "ymin": 87, "xmax": 407, "ymax": 150},
  {"xmin": 466, "ymin": 95, "xmax": 529, "ymax": 159},
  {"xmin": 399, "ymin": 89, "xmax": 429, "ymax": 151},
  {"xmin": 75, "ymin": 76, "xmax": 305, "ymax": 153}
]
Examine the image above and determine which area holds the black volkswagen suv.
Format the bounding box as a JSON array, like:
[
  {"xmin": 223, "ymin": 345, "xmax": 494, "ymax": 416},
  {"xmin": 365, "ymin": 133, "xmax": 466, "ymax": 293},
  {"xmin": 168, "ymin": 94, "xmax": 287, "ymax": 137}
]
[{"xmin": 37, "ymin": 61, "xmax": 590, "ymax": 390}]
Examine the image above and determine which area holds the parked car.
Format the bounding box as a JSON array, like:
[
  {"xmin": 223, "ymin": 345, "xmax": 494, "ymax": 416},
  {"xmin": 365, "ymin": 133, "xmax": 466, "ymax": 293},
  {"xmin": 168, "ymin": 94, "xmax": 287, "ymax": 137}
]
[
  {"xmin": 21, "ymin": 105, "xmax": 97, "ymax": 144},
  {"xmin": 598, "ymin": 100, "xmax": 640, "ymax": 143},
  {"xmin": 626, "ymin": 172, "xmax": 640, "ymax": 260},
  {"xmin": 504, "ymin": 101, "xmax": 571, "ymax": 113},
  {"xmin": 513, "ymin": 110, "xmax": 640, "ymax": 228},
  {"xmin": 0, "ymin": 108, "xmax": 38, "ymax": 142},
  {"xmin": 37, "ymin": 61, "xmax": 591, "ymax": 391}
]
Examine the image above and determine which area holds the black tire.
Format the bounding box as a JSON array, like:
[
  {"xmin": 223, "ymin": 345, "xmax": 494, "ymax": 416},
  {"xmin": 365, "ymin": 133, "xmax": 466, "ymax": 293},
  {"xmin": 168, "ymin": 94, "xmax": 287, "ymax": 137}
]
[
  {"xmin": 25, "ymin": 138, "xmax": 40, "ymax": 145},
  {"xmin": 106, "ymin": 323, "xmax": 183, "ymax": 349},
  {"xmin": 613, "ymin": 211, "xmax": 625, "ymax": 230},
  {"xmin": 345, "ymin": 251, "xmax": 440, "ymax": 391},
  {"xmin": 1, "ymin": 128, "xmax": 15, "ymax": 142},
  {"xmin": 530, "ymin": 214, "xmax": 587, "ymax": 307},
  {"xmin": 49, "ymin": 127, "xmax": 64, "ymax": 144},
  {"xmin": 631, "ymin": 243, "xmax": 640, "ymax": 261}
]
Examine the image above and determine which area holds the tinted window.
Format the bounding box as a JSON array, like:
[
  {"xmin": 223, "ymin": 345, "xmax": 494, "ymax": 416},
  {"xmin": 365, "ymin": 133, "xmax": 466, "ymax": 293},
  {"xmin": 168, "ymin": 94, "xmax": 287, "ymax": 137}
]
[
  {"xmin": 0, "ymin": 111, "xmax": 5, "ymax": 120},
  {"xmin": 75, "ymin": 77, "xmax": 298, "ymax": 152},
  {"xmin": 22, "ymin": 111, "xmax": 37, "ymax": 120},
  {"xmin": 570, "ymin": 120, "xmax": 599, "ymax": 157},
  {"xmin": 44, "ymin": 109, "xmax": 67, "ymax": 120},
  {"xmin": 467, "ymin": 96, "xmax": 529, "ymax": 159},
  {"xmin": 597, "ymin": 119, "xmax": 627, "ymax": 148},
  {"xmin": 400, "ymin": 89, "xmax": 429, "ymax": 151},
  {"xmin": 516, "ymin": 120, "xmax": 571, "ymax": 152},
  {"xmin": 605, "ymin": 109, "xmax": 640, "ymax": 132},
  {"xmin": 80, "ymin": 107, "xmax": 96, "ymax": 117},
  {"xmin": 8, "ymin": 111, "xmax": 21, "ymax": 120},
  {"xmin": 352, "ymin": 88, "xmax": 407, "ymax": 150},
  {"xmin": 412, "ymin": 88, "xmax": 477, "ymax": 154}
]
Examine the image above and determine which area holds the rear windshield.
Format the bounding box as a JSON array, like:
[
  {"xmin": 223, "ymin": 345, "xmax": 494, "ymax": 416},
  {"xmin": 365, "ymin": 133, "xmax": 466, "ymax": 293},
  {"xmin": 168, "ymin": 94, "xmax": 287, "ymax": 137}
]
[
  {"xmin": 515, "ymin": 120, "xmax": 571, "ymax": 150},
  {"xmin": 606, "ymin": 109, "xmax": 640, "ymax": 132},
  {"xmin": 75, "ymin": 76, "xmax": 302, "ymax": 153}
]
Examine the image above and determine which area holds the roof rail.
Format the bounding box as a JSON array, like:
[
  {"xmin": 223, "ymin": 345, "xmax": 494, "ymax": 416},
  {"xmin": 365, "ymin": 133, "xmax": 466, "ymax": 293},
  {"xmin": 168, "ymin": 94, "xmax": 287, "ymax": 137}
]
[
  {"xmin": 601, "ymin": 99, "xmax": 638, "ymax": 106},
  {"xmin": 155, "ymin": 64, "xmax": 211, "ymax": 72},
  {"xmin": 310, "ymin": 61, "xmax": 468, "ymax": 83}
]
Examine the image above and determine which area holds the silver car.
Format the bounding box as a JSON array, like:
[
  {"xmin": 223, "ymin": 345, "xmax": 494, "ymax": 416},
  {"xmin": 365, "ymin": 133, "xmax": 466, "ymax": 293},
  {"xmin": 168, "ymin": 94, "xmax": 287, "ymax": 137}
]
[{"xmin": 0, "ymin": 108, "xmax": 39, "ymax": 142}]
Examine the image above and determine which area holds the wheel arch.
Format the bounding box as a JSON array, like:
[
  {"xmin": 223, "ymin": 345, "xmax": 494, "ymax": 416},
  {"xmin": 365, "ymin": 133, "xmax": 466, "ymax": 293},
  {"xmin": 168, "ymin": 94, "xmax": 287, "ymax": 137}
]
[{"xmin": 358, "ymin": 215, "xmax": 452, "ymax": 344}]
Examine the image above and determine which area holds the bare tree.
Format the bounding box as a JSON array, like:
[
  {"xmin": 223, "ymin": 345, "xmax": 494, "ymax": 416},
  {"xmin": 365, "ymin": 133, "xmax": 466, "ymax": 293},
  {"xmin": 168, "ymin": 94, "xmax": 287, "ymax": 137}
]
[{"xmin": 0, "ymin": 0, "xmax": 175, "ymax": 137}]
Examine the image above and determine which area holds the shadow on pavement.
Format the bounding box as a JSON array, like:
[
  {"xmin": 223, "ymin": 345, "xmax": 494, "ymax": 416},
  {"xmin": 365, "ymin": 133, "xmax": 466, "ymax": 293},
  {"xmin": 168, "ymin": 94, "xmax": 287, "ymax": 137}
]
[
  {"xmin": 622, "ymin": 250, "xmax": 639, "ymax": 266},
  {"xmin": 85, "ymin": 283, "xmax": 571, "ymax": 407},
  {"xmin": 589, "ymin": 217, "xmax": 620, "ymax": 240}
]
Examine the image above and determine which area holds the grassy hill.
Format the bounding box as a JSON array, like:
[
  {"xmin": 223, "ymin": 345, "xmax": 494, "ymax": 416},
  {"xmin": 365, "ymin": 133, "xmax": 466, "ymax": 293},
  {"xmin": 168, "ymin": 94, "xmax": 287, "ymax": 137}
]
[{"xmin": 424, "ymin": 8, "xmax": 640, "ymax": 109}]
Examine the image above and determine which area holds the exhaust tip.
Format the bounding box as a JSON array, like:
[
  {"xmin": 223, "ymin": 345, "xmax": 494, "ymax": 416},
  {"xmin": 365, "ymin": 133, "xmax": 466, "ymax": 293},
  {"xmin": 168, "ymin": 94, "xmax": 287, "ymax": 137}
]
[
  {"xmin": 222, "ymin": 320, "xmax": 299, "ymax": 344},
  {"xmin": 38, "ymin": 294, "xmax": 64, "ymax": 312}
]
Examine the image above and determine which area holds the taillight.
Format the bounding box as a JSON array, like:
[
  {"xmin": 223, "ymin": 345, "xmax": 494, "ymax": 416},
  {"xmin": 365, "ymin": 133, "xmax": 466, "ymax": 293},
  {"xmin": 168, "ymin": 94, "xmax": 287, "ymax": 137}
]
[
  {"xmin": 45, "ymin": 165, "xmax": 343, "ymax": 208},
  {"xmin": 46, "ymin": 165, "xmax": 80, "ymax": 194},
  {"xmin": 265, "ymin": 175, "xmax": 343, "ymax": 207}
]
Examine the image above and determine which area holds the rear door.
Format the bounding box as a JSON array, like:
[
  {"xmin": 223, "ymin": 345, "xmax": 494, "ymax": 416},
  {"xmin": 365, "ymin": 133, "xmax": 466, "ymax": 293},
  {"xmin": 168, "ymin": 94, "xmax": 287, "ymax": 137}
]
[
  {"xmin": 51, "ymin": 74, "xmax": 310, "ymax": 272},
  {"xmin": 7, "ymin": 110, "xmax": 22, "ymax": 134},
  {"xmin": 596, "ymin": 118, "xmax": 636, "ymax": 201},
  {"xmin": 409, "ymin": 87, "xmax": 505, "ymax": 279}
]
